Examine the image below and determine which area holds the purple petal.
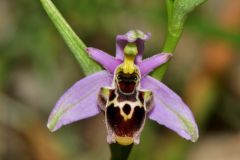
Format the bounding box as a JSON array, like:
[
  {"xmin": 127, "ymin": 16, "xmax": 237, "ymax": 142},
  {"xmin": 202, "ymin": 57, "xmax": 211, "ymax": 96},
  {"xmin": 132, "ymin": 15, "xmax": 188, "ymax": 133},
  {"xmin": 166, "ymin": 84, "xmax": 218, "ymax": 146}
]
[
  {"xmin": 115, "ymin": 30, "xmax": 151, "ymax": 62},
  {"xmin": 138, "ymin": 53, "xmax": 172, "ymax": 77},
  {"xmin": 87, "ymin": 47, "xmax": 121, "ymax": 73},
  {"xmin": 141, "ymin": 76, "xmax": 198, "ymax": 142},
  {"xmin": 47, "ymin": 71, "xmax": 113, "ymax": 132}
]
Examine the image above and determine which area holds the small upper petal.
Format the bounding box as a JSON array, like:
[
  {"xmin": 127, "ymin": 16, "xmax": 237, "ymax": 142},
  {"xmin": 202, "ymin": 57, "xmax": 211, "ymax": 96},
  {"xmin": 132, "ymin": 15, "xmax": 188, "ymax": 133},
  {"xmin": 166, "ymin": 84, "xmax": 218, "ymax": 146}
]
[
  {"xmin": 141, "ymin": 76, "xmax": 199, "ymax": 142},
  {"xmin": 115, "ymin": 30, "xmax": 151, "ymax": 62},
  {"xmin": 87, "ymin": 47, "xmax": 121, "ymax": 74},
  {"xmin": 47, "ymin": 71, "xmax": 113, "ymax": 132},
  {"xmin": 138, "ymin": 53, "xmax": 172, "ymax": 77}
]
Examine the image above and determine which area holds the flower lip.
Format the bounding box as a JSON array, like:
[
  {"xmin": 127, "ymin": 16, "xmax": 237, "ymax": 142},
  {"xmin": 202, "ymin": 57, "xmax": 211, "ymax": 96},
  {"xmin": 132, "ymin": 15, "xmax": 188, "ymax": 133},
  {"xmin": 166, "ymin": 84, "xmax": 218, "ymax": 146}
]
[{"xmin": 106, "ymin": 100, "xmax": 146, "ymax": 145}]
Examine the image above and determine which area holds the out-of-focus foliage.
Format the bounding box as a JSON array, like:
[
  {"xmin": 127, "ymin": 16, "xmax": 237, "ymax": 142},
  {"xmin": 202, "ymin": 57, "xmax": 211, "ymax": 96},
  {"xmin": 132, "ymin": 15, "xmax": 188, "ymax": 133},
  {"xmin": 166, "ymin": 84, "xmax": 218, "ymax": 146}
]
[{"xmin": 0, "ymin": 0, "xmax": 240, "ymax": 160}]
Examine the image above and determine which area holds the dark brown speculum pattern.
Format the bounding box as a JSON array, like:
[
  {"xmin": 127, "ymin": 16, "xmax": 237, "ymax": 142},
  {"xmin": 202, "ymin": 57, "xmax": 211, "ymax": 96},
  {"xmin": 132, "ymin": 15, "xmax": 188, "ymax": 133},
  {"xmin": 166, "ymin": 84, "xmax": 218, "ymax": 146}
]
[{"xmin": 106, "ymin": 103, "xmax": 145, "ymax": 137}]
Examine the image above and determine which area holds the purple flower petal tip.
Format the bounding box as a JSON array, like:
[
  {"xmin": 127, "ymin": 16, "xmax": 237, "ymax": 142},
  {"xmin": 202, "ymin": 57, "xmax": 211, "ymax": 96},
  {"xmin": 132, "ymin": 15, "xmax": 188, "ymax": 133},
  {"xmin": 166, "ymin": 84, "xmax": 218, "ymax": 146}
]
[
  {"xmin": 141, "ymin": 76, "xmax": 199, "ymax": 142},
  {"xmin": 87, "ymin": 47, "xmax": 121, "ymax": 73},
  {"xmin": 47, "ymin": 71, "xmax": 113, "ymax": 132},
  {"xmin": 138, "ymin": 52, "xmax": 173, "ymax": 76}
]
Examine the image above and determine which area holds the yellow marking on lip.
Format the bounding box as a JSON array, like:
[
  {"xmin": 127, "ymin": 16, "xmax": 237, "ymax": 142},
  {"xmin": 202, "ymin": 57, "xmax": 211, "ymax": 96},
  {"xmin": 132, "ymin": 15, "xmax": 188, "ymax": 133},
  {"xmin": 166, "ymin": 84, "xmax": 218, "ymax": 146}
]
[
  {"xmin": 121, "ymin": 112, "xmax": 133, "ymax": 121},
  {"xmin": 116, "ymin": 136, "xmax": 134, "ymax": 145}
]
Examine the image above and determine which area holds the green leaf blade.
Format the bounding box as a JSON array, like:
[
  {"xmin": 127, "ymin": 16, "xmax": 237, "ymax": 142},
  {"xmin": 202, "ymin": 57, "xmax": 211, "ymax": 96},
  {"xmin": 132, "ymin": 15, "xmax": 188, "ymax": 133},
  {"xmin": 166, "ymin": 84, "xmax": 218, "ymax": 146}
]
[
  {"xmin": 152, "ymin": 0, "xmax": 207, "ymax": 80},
  {"xmin": 40, "ymin": 0, "xmax": 101, "ymax": 75}
]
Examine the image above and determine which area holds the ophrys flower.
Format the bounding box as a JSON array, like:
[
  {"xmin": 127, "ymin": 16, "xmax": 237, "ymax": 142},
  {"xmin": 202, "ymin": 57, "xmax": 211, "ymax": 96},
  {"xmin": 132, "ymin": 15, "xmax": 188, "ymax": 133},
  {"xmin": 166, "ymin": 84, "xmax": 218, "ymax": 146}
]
[{"xmin": 47, "ymin": 30, "xmax": 198, "ymax": 145}]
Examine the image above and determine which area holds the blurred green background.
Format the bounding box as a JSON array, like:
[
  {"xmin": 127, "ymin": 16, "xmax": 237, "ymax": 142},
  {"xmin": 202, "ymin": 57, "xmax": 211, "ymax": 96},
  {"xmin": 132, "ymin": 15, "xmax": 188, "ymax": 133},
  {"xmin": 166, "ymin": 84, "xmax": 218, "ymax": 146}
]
[{"xmin": 0, "ymin": 0, "xmax": 240, "ymax": 160}]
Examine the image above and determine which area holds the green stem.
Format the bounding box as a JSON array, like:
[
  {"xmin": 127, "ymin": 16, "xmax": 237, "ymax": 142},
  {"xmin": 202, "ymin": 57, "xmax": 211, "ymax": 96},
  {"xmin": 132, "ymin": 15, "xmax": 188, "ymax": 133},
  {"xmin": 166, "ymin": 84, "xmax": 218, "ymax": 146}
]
[
  {"xmin": 151, "ymin": 32, "xmax": 181, "ymax": 80},
  {"xmin": 110, "ymin": 143, "xmax": 133, "ymax": 160},
  {"xmin": 162, "ymin": 32, "xmax": 180, "ymax": 53}
]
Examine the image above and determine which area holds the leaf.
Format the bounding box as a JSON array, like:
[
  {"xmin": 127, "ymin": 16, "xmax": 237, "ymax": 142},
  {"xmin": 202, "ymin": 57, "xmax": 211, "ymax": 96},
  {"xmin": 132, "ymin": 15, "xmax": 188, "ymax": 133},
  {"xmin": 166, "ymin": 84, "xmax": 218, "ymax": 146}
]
[
  {"xmin": 40, "ymin": 0, "xmax": 102, "ymax": 75},
  {"xmin": 151, "ymin": 0, "xmax": 207, "ymax": 80},
  {"xmin": 167, "ymin": 0, "xmax": 207, "ymax": 36}
]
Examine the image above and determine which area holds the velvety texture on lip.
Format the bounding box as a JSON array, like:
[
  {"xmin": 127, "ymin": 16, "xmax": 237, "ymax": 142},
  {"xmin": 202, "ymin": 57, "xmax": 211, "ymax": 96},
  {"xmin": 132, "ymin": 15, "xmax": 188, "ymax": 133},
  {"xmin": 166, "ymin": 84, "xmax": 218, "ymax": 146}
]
[{"xmin": 106, "ymin": 104, "xmax": 145, "ymax": 137}]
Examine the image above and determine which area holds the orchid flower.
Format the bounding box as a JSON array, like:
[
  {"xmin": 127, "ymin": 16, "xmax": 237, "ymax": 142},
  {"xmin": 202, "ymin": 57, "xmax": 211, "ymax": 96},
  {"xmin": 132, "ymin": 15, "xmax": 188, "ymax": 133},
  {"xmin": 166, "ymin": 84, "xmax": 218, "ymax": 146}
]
[{"xmin": 47, "ymin": 30, "xmax": 198, "ymax": 146}]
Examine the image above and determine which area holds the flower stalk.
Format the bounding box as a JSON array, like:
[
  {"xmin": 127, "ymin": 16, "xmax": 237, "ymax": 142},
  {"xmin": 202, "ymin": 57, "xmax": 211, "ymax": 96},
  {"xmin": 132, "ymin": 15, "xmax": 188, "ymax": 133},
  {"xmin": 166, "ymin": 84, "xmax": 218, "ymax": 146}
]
[{"xmin": 110, "ymin": 143, "xmax": 133, "ymax": 160}]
